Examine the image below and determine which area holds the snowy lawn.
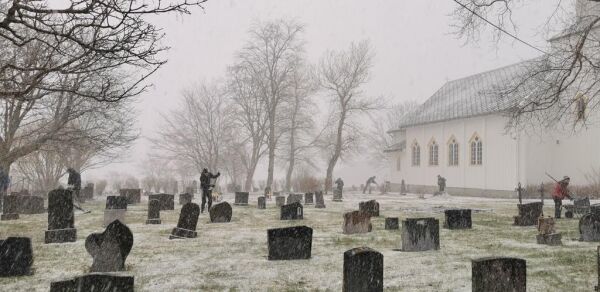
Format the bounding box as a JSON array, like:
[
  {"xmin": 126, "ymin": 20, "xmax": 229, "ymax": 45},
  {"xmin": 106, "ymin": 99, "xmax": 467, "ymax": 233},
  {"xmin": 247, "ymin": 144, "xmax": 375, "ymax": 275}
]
[{"xmin": 0, "ymin": 191, "xmax": 597, "ymax": 291}]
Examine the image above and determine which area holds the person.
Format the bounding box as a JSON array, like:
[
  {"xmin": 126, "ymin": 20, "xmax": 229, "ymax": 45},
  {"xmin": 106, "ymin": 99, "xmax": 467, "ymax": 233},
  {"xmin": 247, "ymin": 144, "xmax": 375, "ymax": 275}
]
[
  {"xmin": 437, "ymin": 175, "xmax": 446, "ymax": 193},
  {"xmin": 200, "ymin": 168, "xmax": 220, "ymax": 213},
  {"xmin": 552, "ymin": 176, "xmax": 573, "ymax": 219},
  {"xmin": 363, "ymin": 176, "xmax": 377, "ymax": 194},
  {"xmin": 335, "ymin": 178, "xmax": 344, "ymax": 192},
  {"xmin": 67, "ymin": 167, "xmax": 87, "ymax": 212}
]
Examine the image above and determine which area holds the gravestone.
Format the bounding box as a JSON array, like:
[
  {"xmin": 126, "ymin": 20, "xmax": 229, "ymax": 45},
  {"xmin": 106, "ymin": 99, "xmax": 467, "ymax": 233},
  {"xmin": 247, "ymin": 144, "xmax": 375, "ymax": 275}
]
[
  {"xmin": 287, "ymin": 193, "xmax": 303, "ymax": 205},
  {"xmin": 343, "ymin": 247, "xmax": 383, "ymax": 292},
  {"xmin": 400, "ymin": 179, "xmax": 407, "ymax": 195},
  {"xmin": 0, "ymin": 237, "xmax": 33, "ymax": 277},
  {"xmin": 50, "ymin": 273, "xmax": 134, "ymax": 292},
  {"xmin": 179, "ymin": 193, "xmax": 193, "ymax": 205},
  {"xmin": 359, "ymin": 200, "xmax": 380, "ymax": 217},
  {"xmin": 45, "ymin": 189, "xmax": 77, "ymax": 244},
  {"xmin": 315, "ymin": 191, "xmax": 326, "ymax": 208},
  {"xmin": 385, "ymin": 217, "xmax": 399, "ymax": 230},
  {"xmin": 580, "ymin": 213, "xmax": 600, "ymax": 242},
  {"xmin": 85, "ymin": 220, "xmax": 133, "ymax": 272},
  {"xmin": 81, "ymin": 183, "xmax": 94, "ymax": 200},
  {"xmin": 444, "ymin": 209, "xmax": 472, "ymax": 229},
  {"xmin": 210, "ymin": 202, "xmax": 232, "ymax": 223},
  {"xmin": 401, "ymin": 217, "xmax": 439, "ymax": 251},
  {"xmin": 148, "ymin": 193, "xmax": 175, "ymax": 211},
  {"xmin": 234, "ymin": 192, "xmax": 249, "ymax": 206},
  {"xmin": 275, "ymin": 196, "xmax": 286, "ymax": 207},
  {"xmin": 472, "ymin": 257, "xmax": 526, "ymax": 292},
  {"xmin": 304, "ymin": 192, "xmax": 314, "ymax": 205},
  {"xmin": 343, "ymin": 211, "xmax": 372, "ymax": 234},
  {"xmin": 1, "ymin": 195, "xmax": 19, "ymax": 220},
  {"xmin": 119, "ymin": 188, "xmax": 141, "ymax": 205},
  {"xmin": 513, "ymin": 202, "xmax": 543, "ymax": 226},
  {"xmin": 170, "ymin": 203, "xmax": 200, "ymax": 239},
  {"xmin": 267, "ymin": 226, "xmax": 312, "ymax": 260},
  {"xmin": 273, "ymin": 191, "xmax": 281, "ymax": 197},
  {"xmin": 536, "ymin": 217, "xmax": 561, "ymax": 245},
  {"xmin": 17, "ymin": 196, "xmax": 45, "ymax": 214},
  {"xmin": 104, "ymin": 196, "xmax": 127, "ymax": 228},
  {"xmin": 333, "ymin": 189, "xmax": 343, "ymax": 202},
  {"xmin": 258, "ymin": 196, "xmax": 266, "ymax": 209},
  {"xmin": 145, "ymin": 199, "xmax": 161, "ymax": 224},
  {"xmin": 280, "ymin": 202, "xmax": 303, "ymax": 220}
]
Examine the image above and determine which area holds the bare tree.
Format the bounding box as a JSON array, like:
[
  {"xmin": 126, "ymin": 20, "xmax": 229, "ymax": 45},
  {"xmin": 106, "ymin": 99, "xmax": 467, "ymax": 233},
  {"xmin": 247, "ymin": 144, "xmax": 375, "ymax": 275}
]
[{"xmin": 318, "ymin": 41, "xmax": 379, "ymax": 192}]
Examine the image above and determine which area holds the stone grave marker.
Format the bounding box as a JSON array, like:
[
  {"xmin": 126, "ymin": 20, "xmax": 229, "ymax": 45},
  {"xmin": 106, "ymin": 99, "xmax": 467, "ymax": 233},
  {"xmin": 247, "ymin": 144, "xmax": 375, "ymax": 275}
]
[
  {"xmin": 119, "ymin": 188, "xmax": 141, "ymax": 205},
  {"xmin": 315, "ymin": 191, "xmax": 326, "ymax": 208},
  {"xmin": 145, "ymin": 199, "xmax": 161, "ymax": 224},
  {"xmin": 106, "ymin": 196, "xmax": 128, "ymax": 210},
  {"xmin": 472, "ymin": 257, "xmax": 526, "ymax": 292},
  {"xmin": 385, "ymin": 217, "xmax": 399, "ymax": 230},
  {"xmin": 45, "ymin": 189, "xmax": 77, "ymax": 244},
  {"xmin": 401, "ymin": 217, "xmax": 439, "ymax": 251},
  {"xmin": 343, "ymin": 247, "xmax": 383, "ymax": 292},
  {"xmin": 343, "ymin": 211, "xmax": 372, "ymax": 234},
  {"xmin": 333, "ymin": 189, "xmax": 343, "ymax": 202},
  {"xmin": 258, "ymin": 196, "xmax": 266, "ymax": 209},
  {"xmin": 210, "ymin": 202, "xmax": 232, "ymax": 223},
  {"xmin": 0, "ymin": 237, "xmax": 33, "ymax": 277},
  {"xmin": 148, "ymin": 193, "xmax": 175, "ymax": 211},
  {"xmin": 267, "ymin": 226, "xmax": 312, "ymax": 260},
  {"xmin": 281, "ymin": 202, "xmax": 303, "ymax": 220},
  {"xmin": 304, "ymin": 192, "xmax": 314, "ymax": 205},
  {"xmin": 536, "ymin": 217, "xmax": 561, "ymax": 245},
  {"xmin": 1, "ymin": 195, "xmax": 19, "ymax": 220},
  {"xmin": 81, "ymin": 183, "xmax": 94, "ymax": 200},
  {"xmin": 234, "ymin": 192, "xmax": 249, "ymax": 206},
  {"xmin": 85, "ymin": 220, "xmax": 133, "ymax": 272},
  {"xmin": 287, "ymin": 193, "xmax": 303, "ymax": 204},
  {"xmin": 104, "ymin": 196, "xmax": 127, "ymax": 228},
  {"xmin": 580, "ymin": 213, "xmax": 600, "ymax": 242},
  {"xmin": 50, "ymin": 274, "xmax": 134, "ymax": 292},
  {"xmin": 170, "ymin": 203, "xmax": 200, "ymax": 239},
  {"xmin": 513, "ymin": 202, "xmax": 543, "ymax": 226},
  {"xmin": 444, "ymin": 209, "xmax": 472, "ymax": 229},
  {"xmin": 17, "ymin": 195, "xmax": 45, "ymax": 214},
  {"xmin": 275, "ymin": 196, "xmax": 286, "ymax": 207},
  {"xmin": 359, "ymin": 200, "xmax": 380, "ymax": 217},
  {"xmin": 179, "ymin": 193, "xmax": 193, "ymax": 205}
]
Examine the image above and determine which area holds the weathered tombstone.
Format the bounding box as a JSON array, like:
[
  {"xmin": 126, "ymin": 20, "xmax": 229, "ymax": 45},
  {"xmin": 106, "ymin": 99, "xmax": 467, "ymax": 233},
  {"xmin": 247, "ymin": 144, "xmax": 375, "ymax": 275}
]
[
  {"xmin": 267, "ymin": 226, "xmax": 312, "ymax": 260},
  {"xmin": 45, "ymin": 189, "xmax": 77, "ymax": 244},
  {"xmin": 17, "ymin": 196, "xmax": 45, "ymax": 214},
  {"xmin": 104, "ymin": 196, "xmax": 127, "ymax": 228},
  {"xmin": 145, "ymin": 199, "xmax": 161, "ymax": 224},
  {"xmin": 343, "ymin": 247, "xmax": 383, "ymax": 292},
  {"xmin": 400, "ymin": 179, "xmax": 407, "ymax": 195},
  {"xmin": 1, "ymin": 195, "xmax": 19, "ymax": 220},
  {"xmin": 119, "ymin": 188, "xmax": 141, "ymax": 205},
  {"xmin": 148, "ymin": 193, "xmax": 175, "ymax": 211},
  {"xmin": 209, "ymin": 202, "xmax": 232, "ymax": 223},
  {"xmin": 385, "ymin": 217, "xmax": 399, "ymax": 230},
  {"xmin": 444, "ymin": 209, "xmax": 472, "ymax": 229},
  {"xmin": 304, "ymin": 192, "xmax": 314, "ymax": 205},
  {"xmin": 50, "ymin": 274, "xmax": 134, "ymax": 292},
  {"xmin": 275, "ymin": 196, "xmax": 286, "ymax": 207},
  {"xmin": 536, "ymin": 217, "xmax": 561, "ymax": 245},
  {"xmin": 580, "ymin": 213, "xmax": 600, "ymax": 242},
  {"xmin": 287, "ymin": 193, "xmax": 303, "ymax": 204},
  {"xmin": 0, "ymin": 237, "xmax": 33, "ymax": 277},
  {"xmin": 359, "ymin": 200, "xmax": 380, "ymax": 217},
  {"xmin": 273, "ymin": 191, "xmax": 281, "ymax": 197},
  {"xmin": 401, "ymin": 217, "xmax": 439, "ymax": 251},
  {"xmin": 234, "ymin": 192, "xmax": 249, "ymax": 206},
  {"xmin": 81, "ymin": 183, "xmax": 94, "ymax": 200},
  {"xmin": 315, "ymin": 191, "xmax": 326, "ymax": 208},
  {"xmin": 170, "ymin": 203, "xmax": 200, "ymax": 239},
  {"xmin": 85, "ymin": 220, "xmax": 133, "ymax": 272},
  {"xmin": 343, "ymin": 211, "xmax": 372, "ymax": 234},
  {"xmin": 513, "ymin": 202, "xmax": 543, "ymax": 226},
  {"xmin": 472, "ymin": 257, "xmax": 526, "ymax": 292},
  {"xmin": 280, "ymin": 202, "xmax": 303, "ymax": 220},
  {"xmin": 257, "ymin": 196, "xmax": 266, "ymax": 209},
  {"xmin": 333, "ymin": 189, "xmax": 343, "ymax": 202},
  {"xmin": 179, "ymin": 193, "xmax": 193, "ymax": 205}
]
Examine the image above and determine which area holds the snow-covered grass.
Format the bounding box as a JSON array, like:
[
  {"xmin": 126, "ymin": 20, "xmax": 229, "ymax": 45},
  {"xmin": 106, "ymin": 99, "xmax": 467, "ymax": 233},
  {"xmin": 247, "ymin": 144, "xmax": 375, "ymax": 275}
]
[{"xmin": 0, "ymin": 192, "xmax": 597, "ymax": 291}]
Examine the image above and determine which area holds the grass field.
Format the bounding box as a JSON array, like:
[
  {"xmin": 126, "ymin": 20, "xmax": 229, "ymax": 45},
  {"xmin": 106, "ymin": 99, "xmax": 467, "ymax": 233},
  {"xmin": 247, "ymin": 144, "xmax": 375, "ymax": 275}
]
[{"xmin": 0, "ymin": 191, "xmax": 597, "ymax": 291}]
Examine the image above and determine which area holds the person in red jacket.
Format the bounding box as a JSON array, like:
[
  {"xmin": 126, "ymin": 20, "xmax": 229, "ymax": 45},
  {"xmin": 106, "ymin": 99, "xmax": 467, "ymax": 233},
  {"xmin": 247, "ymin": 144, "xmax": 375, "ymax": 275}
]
[{"xmin": 553, "ymin": 176, "xmax": 572, "ymax": 218}]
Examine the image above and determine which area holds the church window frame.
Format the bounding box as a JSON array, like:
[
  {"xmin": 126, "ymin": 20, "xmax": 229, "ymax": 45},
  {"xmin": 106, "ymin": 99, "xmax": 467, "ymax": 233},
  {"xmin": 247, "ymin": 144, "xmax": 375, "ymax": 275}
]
[
  {"xmin": 448, "ymin": 136, "xmax": 459, "ymax": 166},
  {"xmin": 411, "ymin": 141, "xmax": 421, "ymax": 167},
  {"xmin": 470, "ymin": 133, "xmax": 483, "ymax": 166}
]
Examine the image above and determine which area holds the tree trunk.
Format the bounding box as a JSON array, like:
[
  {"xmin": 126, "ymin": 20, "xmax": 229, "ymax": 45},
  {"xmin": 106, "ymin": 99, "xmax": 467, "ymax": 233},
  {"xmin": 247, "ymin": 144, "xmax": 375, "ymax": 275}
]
[
  {"xmin": 266, "ymin": 119, "xmax": 276, "ymax": 191},
  {"xmin": 324, "ymin": 108, "xmax": 346, "ymax": 193}
]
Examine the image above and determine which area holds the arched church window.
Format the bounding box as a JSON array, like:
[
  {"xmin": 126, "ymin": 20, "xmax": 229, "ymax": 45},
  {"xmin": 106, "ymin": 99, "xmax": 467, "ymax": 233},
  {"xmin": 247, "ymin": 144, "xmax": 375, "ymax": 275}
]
[
  {"xmin": 470, "ymin": 134, "xmax": 483, "ymax": 165},
  {"xmin": 448, "ymin": 137, "xmax": 459, "ymax": 166},
  {"xmin": 428, "ymin": 139, "xmax": 439, "ymax": 166},
  {"xmin": 412, "ymin": 142, "xmax": 420, "ymax": 167}
]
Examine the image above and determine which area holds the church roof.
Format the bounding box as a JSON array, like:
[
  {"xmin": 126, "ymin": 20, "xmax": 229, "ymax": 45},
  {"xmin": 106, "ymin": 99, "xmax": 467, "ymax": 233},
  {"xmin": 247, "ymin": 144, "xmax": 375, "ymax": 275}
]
[{"xmin": 394, "ymin": 60, "xmax": 533, "ymax": 130}]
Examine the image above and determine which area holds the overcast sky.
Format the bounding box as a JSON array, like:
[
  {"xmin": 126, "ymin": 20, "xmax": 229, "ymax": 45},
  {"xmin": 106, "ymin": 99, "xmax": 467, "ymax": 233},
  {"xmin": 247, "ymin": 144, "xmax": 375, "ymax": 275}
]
[{"xmin": 84, "ymin": 0, "xmax": 571, "ymax": 186}]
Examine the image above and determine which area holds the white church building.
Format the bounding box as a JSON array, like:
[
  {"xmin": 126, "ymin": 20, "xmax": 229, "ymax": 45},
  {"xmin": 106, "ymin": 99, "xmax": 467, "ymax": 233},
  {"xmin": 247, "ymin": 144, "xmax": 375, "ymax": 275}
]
[{"xmin": 386, "ymin": 0, "xmax": 600, "ymax": 197}]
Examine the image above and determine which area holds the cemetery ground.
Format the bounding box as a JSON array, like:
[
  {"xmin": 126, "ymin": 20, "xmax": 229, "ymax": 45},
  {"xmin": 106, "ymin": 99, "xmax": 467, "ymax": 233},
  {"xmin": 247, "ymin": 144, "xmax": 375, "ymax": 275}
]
[{"xmin": 0, "ymin": 192, "xmax": 596, "ymax": 291}]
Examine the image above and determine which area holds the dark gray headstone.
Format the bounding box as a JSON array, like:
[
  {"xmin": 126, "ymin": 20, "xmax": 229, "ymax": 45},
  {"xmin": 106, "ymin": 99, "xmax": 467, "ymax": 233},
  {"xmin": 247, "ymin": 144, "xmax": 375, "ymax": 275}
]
[
  {"xmin": 81, "ymin": 183, "xmax": 94, "ymax": 200},
  {"xmin": 385, "ymin": 217, "xmax": 399, "ymax": 230},
  {"xmin": 580, "ymin": 213, "xmax": 600, "ymax": 242},
  {"xmin": 50, "ymin": 273, "xmax": 134, "ymax": 292},
  {"xmin": 210, "ymin": 202, "xmax": 232, "ymax": 223},
  {"xmin": 401, "ymin": 217, "xmax": 439, "ymax": 251},
  {"xmin": 234, "ymin": 192, "xmax": 249, "ymax": 205},
  {"xmin": 258, "ymin": 196, "xmax": 266, "ymax": 209},
  {"xmin": 343, "ymin": 211, "xmax": 372, "ymax": 234},
  {"xmin": 343, "ymin": 247, "xmax": 383, "ymax": 292},
  {"xmin": 287, "ymin": 193, "xmax": 303, "ymax": 205},
  {"xmin": 359, "ymin": 200, "xmax": 380, "ymax": 217},
  {"xmin": 179, "ymin": 193, "xmax": 193, "ymax": 205},
  {"xmin": 106, "ymin": 196, "xmax": 128, "ymax": 210},
  {"xmin": 315, "ymin": 191, "xmax": 326, "ymax": 208},
  {"xmin": 333, "ymin": 189, "xmax": 343, "ymax": 201},
  {"xmin": 267, "ymin": 226, "xmax": 312, "ymax": 260},
  {"xmin": 119, "ymin": 189, "xmax": 141, "ymax": 205},
  {"xmin": 148, "ymin": 194, "xmax": 174, "ymax": 211},
  {"xmin": 444, "ymin": 209, "xmax": 472, "ymax": 229},
  {"xmin": 146, "ymin": 199, "xmax": 161, "ymax": 224},
  {"xmin": 304, "ymin": 192, "xmax": 314, "ymax": 205},
  {"xmin": 1, "ymin": 195, "xmax": 19, "ymax": 220},
  {"xmin": 0, "ymin": 237, "xmax": 33, "ymax": 277},
  {"xmin": 513, "ymin": 202, "xmax": 543, "ymax": 226},
  {"xmin": 17, "ymin": 196, "xmax": 45, "ymax": 214},
  {"xmin": 170, "ymin": 203, "xmax": 200, "ymax": 239},
  {"xmin": 275, "ymin": 196, "xmax": 286, "ymax": 207},
  {"xmin": 472, "ymin": 257, "xmax": 526, "ymax": 292},
  {"xmin": 45, "ymin": 189, "xmax": 76, "ymax": 244},
  {"xmin": 281, "ymin": 202, "xmax": 303, "ymax": 220},
  {"xmin": 85, "ymin": 220, "xmax": 133, "ymax": 272}
]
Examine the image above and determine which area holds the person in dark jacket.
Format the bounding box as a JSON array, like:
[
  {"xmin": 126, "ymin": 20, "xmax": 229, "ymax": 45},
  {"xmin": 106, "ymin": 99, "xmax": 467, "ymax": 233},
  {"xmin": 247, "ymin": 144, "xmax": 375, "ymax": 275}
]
[
  {"xmin": 67, "ymin": 167, "xmax": 86, "ymax": 212},
  {"xmin": 363, "ymin": 176, "xmax": 377, "ymax": 194},
  {"xmin": 552, "ymin": 176, "xmax": 573, "ymax": 219},
  {"xmin": 200, "ymin": 168, "xmax": 220, "ymax": 213}
]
